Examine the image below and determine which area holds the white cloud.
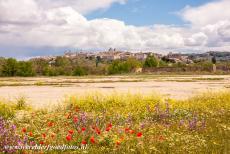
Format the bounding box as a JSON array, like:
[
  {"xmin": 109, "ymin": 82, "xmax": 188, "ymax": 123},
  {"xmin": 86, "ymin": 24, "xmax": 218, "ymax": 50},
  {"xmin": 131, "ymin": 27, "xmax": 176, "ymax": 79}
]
[
  {"xmin": 180, "ymin": 0, "xmax": 230, "ymax": 50},
  {"xmin": 0, "ymin": 0, "xmax": 230, "ymax": 57},
  {"xmin": 181, "ymin": 0, "xmax": 230, "ymax": 27},
  {"xmin": 185, "ymin": 32, "xmax": 207, "ymax": 46},
  {"xmin": 36, "ymin": 0, "xmax": 127, "ymax": 14}
]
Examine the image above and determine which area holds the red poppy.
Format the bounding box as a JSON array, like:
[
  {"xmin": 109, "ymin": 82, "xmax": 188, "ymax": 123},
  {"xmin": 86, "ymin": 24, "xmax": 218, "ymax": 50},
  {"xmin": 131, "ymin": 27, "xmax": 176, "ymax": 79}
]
[
  {"xmin": 137, "ymin": 132, "xmax": 143, "ymax": 137},
  {"xmin": 116, "ymin": 141, "xmax": 121, "ymax": 145},
  {"xmin": 129, "ymin": 130, "xmax": 135, "ymax": 134},
  {"xmin": 125, "ymin": 128, "xmax": 130, "ymax": 133},
  {"xmin": 68, "ymin": 130, "xmax": 74, "ymax": 135},
  {"xmin": 82, "ymin": 127, "xmax": 86, "ymax": 132},
  {"xmin": 48, "ymin": 122, "xmax": 54, "ymax": 127},
  {"xmin": 66, "ymin": 135, "xmax": 72, "ymax": 141},
  {"xmin": 90, "ymin": 136, "xmax": 95, "ymax": 144},
  {"xmin": 81, "ymin": 140, "xmax": 87, "ymax": 145},
  {"xmin": 73, "ymin": 116, "xmax": 78, "ymax": 123},
  {"xmin": 22, "ymin": 128, "xmax": 26, "ymax": 133},
  {"xmin": 42, "ymin": 133, "xmax": 46, "ymax": 138},
  {"xmin": 29, "ymin": 132, "xmax": 33, "ymax": 137},
  {"xmin": 106, "ymin": 127, "xmax": 111, "ymax": 131},
  {"xmin": 95, "ymin": 128, "xmax": 101, "ymax": 135},
  {"xmin": 107, "ymin": 123, "xmax": 112, "ymax": 128},
  {"xmin": 40, "ymin": 141, "xmax": 44, "ymax": 145}
]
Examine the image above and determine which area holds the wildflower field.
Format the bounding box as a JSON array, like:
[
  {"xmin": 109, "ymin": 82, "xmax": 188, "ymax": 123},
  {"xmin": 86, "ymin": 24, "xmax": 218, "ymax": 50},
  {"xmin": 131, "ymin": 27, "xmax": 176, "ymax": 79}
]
[{"xmin": 0, "ymin": 91, "xmax": 230, "ymax": 153}]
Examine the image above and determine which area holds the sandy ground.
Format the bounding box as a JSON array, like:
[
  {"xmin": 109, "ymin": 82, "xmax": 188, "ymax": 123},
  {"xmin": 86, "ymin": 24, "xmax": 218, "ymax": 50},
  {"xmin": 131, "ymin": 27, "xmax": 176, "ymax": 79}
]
[{"xmin": 0, "ymin": 75, "xmax": 229, "ymax": 108}]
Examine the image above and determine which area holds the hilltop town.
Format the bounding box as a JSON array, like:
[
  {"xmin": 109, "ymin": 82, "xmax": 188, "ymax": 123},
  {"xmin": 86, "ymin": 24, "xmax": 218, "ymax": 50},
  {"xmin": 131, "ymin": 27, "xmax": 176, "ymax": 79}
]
[{"xmin": 33, "ymin": 48, "xmax": 230, "ymax": 64}]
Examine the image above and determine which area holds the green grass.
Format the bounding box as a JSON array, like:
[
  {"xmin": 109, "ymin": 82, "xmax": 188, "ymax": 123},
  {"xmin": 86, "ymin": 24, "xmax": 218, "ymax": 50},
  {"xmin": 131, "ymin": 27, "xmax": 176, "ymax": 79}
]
[{"xmin": 1, "ymin": 91, "xmax": 230, "ymax": 153}]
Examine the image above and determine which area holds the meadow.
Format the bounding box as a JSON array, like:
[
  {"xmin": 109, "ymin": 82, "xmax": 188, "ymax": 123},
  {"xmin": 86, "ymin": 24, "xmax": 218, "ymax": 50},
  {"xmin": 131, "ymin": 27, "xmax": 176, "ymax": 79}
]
[{"xmin": 0, "ymin": 90, "xmax": 230, "ymax": 153}]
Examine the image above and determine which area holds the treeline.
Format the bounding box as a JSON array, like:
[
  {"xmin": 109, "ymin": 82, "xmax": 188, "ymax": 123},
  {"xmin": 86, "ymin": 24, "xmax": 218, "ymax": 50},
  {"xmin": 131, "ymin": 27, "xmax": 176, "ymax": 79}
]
[
  {"xmin": 0, "ymin": 55, "xmax": 164, "ymax": 76},
  {"xmin": 0, "ymin": 56, "xmax": 229, "ymax": 77}
]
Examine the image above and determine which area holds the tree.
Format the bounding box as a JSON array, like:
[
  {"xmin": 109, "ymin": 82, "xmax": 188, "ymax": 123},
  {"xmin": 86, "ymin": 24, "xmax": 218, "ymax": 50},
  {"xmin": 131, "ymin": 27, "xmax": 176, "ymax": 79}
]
[
  {"xmin": 2, "ymin": 58, "xmax": 18, "ymax": 76},
  {"xmin": 30, "ymin": 58, "xmax": 49, "ymax": 75},
  {"xmin": 54, "ymin": 56, "xmax": 72, "ymax": 75},
  {"xmin": 144, "ymin": 56, "xmax": 159, "ymax": 68},
  {"xmin": 107, "ymin": 58, "xmax": 142, "ymax": 74},
  {"xmin": 96, "ymin": 56, "xmax": 101, "ymax": 67},
  {"xmin": 212, "ymin": 56, "xmax": 217, "ymax": 73},
  {"xmin": 73, "ymin": 67, "xmax": 87, "ymax": 76},
  {"xmin": 54, "ymin": 56, "xmax": 70, "ymax": 67},
  {"xmin": 108, "ymin": 60, "xmax": 123, "ymax": 74},
  {"xmin": 211, "ymin": 56, "xmax": 217, "ymax": 64},
  {"xmin": 159, "ymin": 60, "xmax": 168, "ymax": 67},
  {"xmin": 16, "ymin": 61, "xmax": 35, "ymax": 77}
]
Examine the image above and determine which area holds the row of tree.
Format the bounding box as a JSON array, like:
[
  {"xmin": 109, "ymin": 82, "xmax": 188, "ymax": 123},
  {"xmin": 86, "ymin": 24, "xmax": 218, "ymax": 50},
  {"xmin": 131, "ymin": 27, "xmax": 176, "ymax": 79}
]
[
  {"xmin": 0, "ymin": 55, "xmax": 225, "ymax": 77},
  {"xmin": 0, "ymin": 55, "xmax": 161, "ymax": 76}
]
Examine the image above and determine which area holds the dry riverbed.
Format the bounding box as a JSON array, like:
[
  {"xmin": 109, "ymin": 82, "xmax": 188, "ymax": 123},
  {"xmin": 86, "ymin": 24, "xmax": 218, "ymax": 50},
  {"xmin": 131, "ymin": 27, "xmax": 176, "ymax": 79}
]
[{"xmin": 0, "ymin": 75, "xmax": 229, "ymax": 108}]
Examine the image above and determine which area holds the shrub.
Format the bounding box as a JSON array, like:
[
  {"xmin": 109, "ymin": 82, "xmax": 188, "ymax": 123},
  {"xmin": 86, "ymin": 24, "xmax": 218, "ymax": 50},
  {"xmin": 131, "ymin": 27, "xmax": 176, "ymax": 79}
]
[
  {"xmin": 73, "ymin": 67, "xmax": 87, "ymax": 76},
  {"xmin": 15, "ymin": 96, "xmax": 28, "ymax": 110},
  {"xmin": 16, "ymin": 61, "xmax": 35, "ymax": 77},
  {"xmin": 144, "ymin": 56, "xmax": 159, "ymax": 68},
  {"xmin": 1, "ymin": 58, "xmax": 18, "ymax": 76},
  {"xmin": 108, "ymin": 58, "xmax": 141, "ymax": 74}
]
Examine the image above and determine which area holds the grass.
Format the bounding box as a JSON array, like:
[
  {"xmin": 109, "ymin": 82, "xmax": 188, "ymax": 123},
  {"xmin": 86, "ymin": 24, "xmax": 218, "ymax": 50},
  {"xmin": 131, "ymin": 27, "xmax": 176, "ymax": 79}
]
[{"xmin": 0, "ymin": 91, "xmax": 230, "ymax": 153}]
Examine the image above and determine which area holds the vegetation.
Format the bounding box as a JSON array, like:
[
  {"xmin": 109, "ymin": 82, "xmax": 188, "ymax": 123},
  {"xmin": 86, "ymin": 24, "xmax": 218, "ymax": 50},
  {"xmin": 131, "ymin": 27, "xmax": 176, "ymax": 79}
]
[
  {"xmin": 108, "ymin": 58, "xmax": 141, "ymax": 74},
  {"xmin": 144, "ymin": 55, "xmax": 159, "ymax": 68},
  {"xmin": 0, "ymin": 56, "xmax": 230, "ymax": 76},
  {"xmin": 0, "ymin": 91, "xmax": 229, "ymax": 153}
]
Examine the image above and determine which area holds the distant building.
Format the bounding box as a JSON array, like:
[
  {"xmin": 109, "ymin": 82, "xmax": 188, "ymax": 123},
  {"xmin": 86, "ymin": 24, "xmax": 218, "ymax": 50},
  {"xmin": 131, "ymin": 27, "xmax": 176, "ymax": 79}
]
[
  {"xmin": 120, "ymin": 52, "xmax": 134, "ymax": 60},
  {"xmin": 134, "ymin": 52, "xmax": 148, "ymax": 60}
]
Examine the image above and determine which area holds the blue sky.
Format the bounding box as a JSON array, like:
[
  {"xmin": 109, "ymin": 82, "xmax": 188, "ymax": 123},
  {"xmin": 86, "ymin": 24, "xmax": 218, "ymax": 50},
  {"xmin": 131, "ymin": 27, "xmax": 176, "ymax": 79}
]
[
  {"xmin": 87, "ymin": 0, "xmax": 213, "ymax": 26},
  {"xmin": 0, "ymin": 0, "xmax": 229, "ymax": 58}
]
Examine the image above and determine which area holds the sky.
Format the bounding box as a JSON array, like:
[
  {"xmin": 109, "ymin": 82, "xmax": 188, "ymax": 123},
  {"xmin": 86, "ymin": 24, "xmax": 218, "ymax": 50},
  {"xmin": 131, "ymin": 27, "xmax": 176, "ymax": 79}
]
[{"xmin": 0, "ymin": 0, "xmax": 230, "ymax": 58}]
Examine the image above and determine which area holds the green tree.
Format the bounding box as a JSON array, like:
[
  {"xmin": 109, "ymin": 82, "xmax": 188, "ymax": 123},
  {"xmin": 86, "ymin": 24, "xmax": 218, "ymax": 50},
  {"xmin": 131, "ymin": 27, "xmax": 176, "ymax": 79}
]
[
  {"xmin": 108, "ymin": 58, "xmax": 141, "ymax": 74},
  {"xmin": 159, "ymin": 60, "xmax": 168, "ymax": 67},
  {"xmin": 108, "ymin": 60, "xmax": 122, "ymax": 74},
  {"xmin": 96, "ymin": 56, "xmax": 101, "ymax": 67},
  {"xmin": 212, "ymin": 56, "xmax": 217, "ymax": 64},
  {"xmin": 54, "ymin": 56, "xmax": 72, "ymax": 75},
  {"xmin": 2, "ymin": 58, "xmax": 18, "ymax": 76},
  {"xmin": 16, "ymin": 61, "xmax": 35, "ymax": 77},
  {"xmin": 30, "ymin": 58, "xmax": 49, "ymax": 75},
  {"xmin": 144, "ymin": 56, "xmax": 159, "ymax": 68},
  {"xmin": 43, "ymin": 67, "xmax": 58, "ymax": 76},
  {"xmin": 54, "ymin": 56, "xmax": 70, "ymax": 67},
  {"xmin": 73, "ymin": 67, "xmax": 87, "ymax": 76}
]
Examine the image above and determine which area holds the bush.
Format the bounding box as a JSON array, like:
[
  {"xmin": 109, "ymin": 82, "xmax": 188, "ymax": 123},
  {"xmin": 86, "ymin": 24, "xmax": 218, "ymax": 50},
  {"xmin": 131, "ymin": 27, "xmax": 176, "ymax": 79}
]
[
  {"xmin": 144, "ymin": 56, "xmax": 159, "ymax": 68},
  {"xmin": 16, "ymin": 61, "xmax": 35, "ymax": 77},
  {"xmin": 73, "ymin": 67, "xmax": 87, "ymax": 76},
  {"xmin": 108, "ymin": 58, "xmax": 142, "ymax": 74},
  {"xmin": 43, "ymin": 67, "xmax": 58, "ymax": 76},
  {"xmin": 1, "ymin": 58, "xmax": 18, "ymax": 76}
]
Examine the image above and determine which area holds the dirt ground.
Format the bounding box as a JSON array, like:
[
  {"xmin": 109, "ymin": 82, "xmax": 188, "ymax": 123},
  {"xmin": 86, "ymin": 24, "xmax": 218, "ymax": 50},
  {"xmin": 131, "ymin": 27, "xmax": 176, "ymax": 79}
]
[{"xmin": 0, "ymin": 75, "xmax": 229, "ymax": 108}]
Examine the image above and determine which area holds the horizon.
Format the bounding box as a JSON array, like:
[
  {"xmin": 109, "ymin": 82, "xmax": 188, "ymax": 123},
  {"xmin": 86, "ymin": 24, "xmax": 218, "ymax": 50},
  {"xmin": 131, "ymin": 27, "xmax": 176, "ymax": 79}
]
[
  {"xmin": 3, "ymin": 49, "xmax": 230, "ymax": 61},
  {"xmin": 0, "ymin": 0, "xmax": 230, "ymax": 58}
]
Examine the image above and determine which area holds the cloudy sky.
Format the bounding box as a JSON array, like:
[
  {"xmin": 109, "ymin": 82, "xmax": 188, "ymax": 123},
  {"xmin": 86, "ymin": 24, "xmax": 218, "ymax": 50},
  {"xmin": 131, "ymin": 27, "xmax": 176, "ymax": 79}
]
[{"xmin": 0, "ymin": 0, "xmax": 230, "ymax": 58}]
